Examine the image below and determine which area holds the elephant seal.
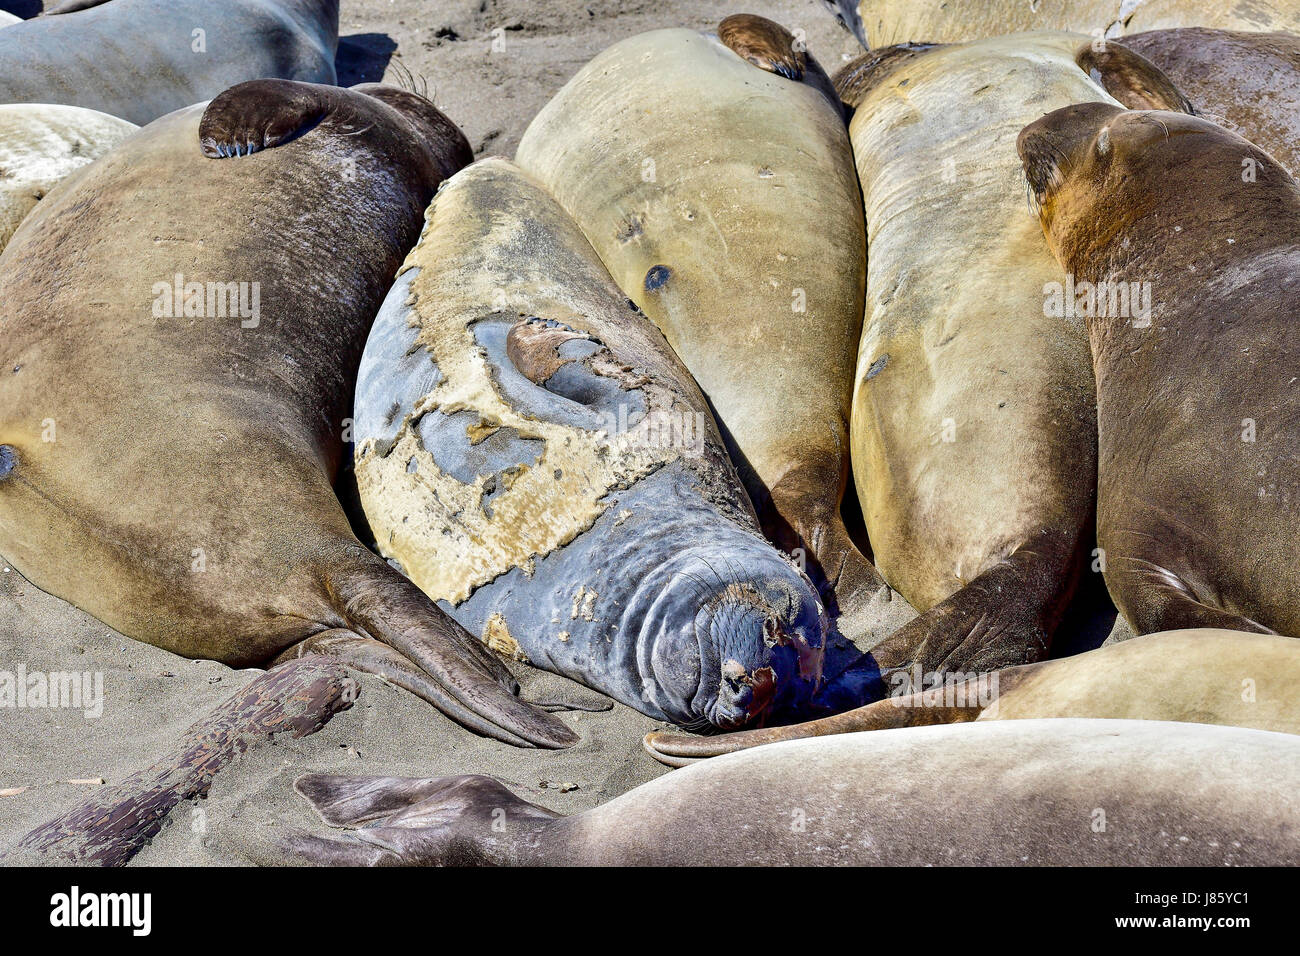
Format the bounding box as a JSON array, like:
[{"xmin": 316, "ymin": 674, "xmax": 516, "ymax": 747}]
[
  {"xmin": 352, "ymin": 157, "xmax": 828, "ymax": 732},
  {"xmin": 1020, "ymin": 105, "xmax": 1300, "ymax": 637},
  {"xmin": 0, "ymin": 0, "xmax": 338, "ymax": 125},
  {"xmin": 830, "ymin": 34, "xmax": 1187, "ymax": 679},
  {"xmin": 514, "ymin": 18, "xmax": 914, "ymax": 654},
  {"xmin": 646, "ymin": 629, "xmax": 1300, "ymax": 761},
  {"xmin": 0, "ymin": 104, "xmax": 136, "ymax": 254},
  {"xmin": 843, "ymin": 0, "xmax": 1300, "ymax": 48},
  {"xmin": 1121, "ymin": 28, "xmax": 1300, "ymax": 174},
  {"xmin": 285, "ymin": 719, "xmax": 1300, "ymax": 865},
  {"xmin": 0, "ymin": 79, "xmax": 577, "ymax": 749}
]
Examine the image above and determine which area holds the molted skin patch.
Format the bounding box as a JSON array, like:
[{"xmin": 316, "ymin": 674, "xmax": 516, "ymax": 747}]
[{"xmin": 354, "ymin": 159, "xmax": 743, "ymax": 609}]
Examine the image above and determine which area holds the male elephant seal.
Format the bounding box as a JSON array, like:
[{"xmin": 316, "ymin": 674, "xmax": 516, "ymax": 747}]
[
  {"xmin": 352, "ymin": 157, "xmax": 827, "ymax": 731},
  {"xmin": 285, "ymin": 719, "xmax": 1300, "ymax": 865},
  {"xmin": 0, "ymin": 0, "xmax": 338, "ymax": 125},
  {"xmin": 829, "ymin": 34, "xmax": 1187, "ymax": 680},
  {"xmin": 842, "ymin": 0, "xmax": 1300, "ymax": 48},
  {"xmin": 1121, "ymin": 28, "xmax": 1300, "ymax": 173},
  {"xmin": 0, "ymin": 79, "xmax": 576, "ymax": 749},
  {"xmin": 514, "ymin": 17, "xmax": 914, "ymax": 654},
  {"xmin": 1020, "ymin": 105, "xmax": 1300, "ymax": 638},
  {"xmin": 0, "ymin": 104, "xmax": 136, "ymax": 254},
  {"xmin": 646, "ymin": 629, "xmax": 1300, "ymax": 761}
]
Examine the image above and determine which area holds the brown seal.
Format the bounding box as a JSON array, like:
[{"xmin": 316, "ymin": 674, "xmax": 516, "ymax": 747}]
[
  {"xmin": 0, "ymin": 79, "xmax": 576, "ymax": 749},
  {"xmin": 1121, "ymin": 28, "xmax": 1300, "ymax": 173},
  {"xmin": 1019, "ymin": 103, "xmax": 1300, "ymax": 637}
]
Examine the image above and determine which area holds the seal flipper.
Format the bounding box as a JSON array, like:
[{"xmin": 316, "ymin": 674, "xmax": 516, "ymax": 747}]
[
  {"xmin": 41, "ymin": 0, "xmax": 113, "ymax": 14},
  {"xmin": 326, "ymin": 559, "xmax": 580, "ymax": 749},
  {"xmin": 199, "ymin": 80, "xmax": 340, "ymax": 158},
  {"xmin": 1075, "ymin": 41, "xmax": 1194, "ymax": 113},
  {"xmin": 286, "ymin": 774, "xmax": 558, "ymax": 866},
  {"xmin": 644, "ymin": 659, "xmax": 1045, "ymax": 766},
  {"xmin": 719, "ymin": 14, "xmax": 806, "ymax": 81}
]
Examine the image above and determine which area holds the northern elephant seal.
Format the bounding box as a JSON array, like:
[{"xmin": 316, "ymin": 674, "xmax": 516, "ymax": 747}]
[
  {"xmin": 0, "ymin": 104, "xmax": 136, "ymax": 254},
  {"xmin": 0, "ymin": 0, "xmax": 338, "ymax": 125},
  {"xmin": 1122, "ymin": 28, "xmax": 1300, "ymax": 173},
  {"xmin": 514, "ymin": 18, "xmax": 912, "ymax": 653},
  {"xmin": 0, "ymin": 79, "xmax": 576, "ymax": 749},
  {"xmin": 285, "ymin": 719, "xmax": 1300, "ymax": 865},
  {"xmin": 1019, "ymin": 104, "xmax": 1300, "ymax": 637},
  {"xmin": 831, "ymin": 34, "xmax": 1187, "ymax": 679},
  {"xmin": 646, "ymin": 629, "xmax": 1300, "ymax": 761},
  {"xmin": 841, "ymin": 0, "xmax": 1300, "ymax": 48},
  {"xmin": 352, "ymin": 157, "xmax": 827, "ymax": 731}
]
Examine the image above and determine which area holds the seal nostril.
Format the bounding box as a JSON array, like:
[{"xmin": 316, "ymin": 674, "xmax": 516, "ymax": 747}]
[
  {"xmin": 0, "ymin": 445, "xmax": 17, "ymax": 481},
  {"xmin": 644, "ymin": 264, "xmax": 672, "ymax": 292}
]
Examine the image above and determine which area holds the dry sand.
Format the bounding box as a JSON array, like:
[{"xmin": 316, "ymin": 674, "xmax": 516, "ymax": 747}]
[{"xmin": 0, "ymin": 0, "xmax": 869, "ymax": 866}]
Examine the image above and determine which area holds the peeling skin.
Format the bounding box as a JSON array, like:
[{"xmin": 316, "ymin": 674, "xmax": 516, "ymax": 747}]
[
  {"xmin": 0, "ymin": 105, "xmax": 136, "ymax": 254},
  {"xmin": 355, "ymin": 159, "xmax": 830, "ymax": 727}
]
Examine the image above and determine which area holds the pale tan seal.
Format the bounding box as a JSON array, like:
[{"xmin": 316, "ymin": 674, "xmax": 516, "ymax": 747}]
[
  {"xmin": 832, "ymin": 33, "xmax": 1188, "ymax": 680},
  {"xmin": 0, "ymin": 103, "xmax": 137, "ymax": 254},
  {"xmin": 515, "ymin": 17, "xmax": 915, "ymax": 654},
  {"xmin": 845, "ymin": 0, "xmax": 1300, "ymax": 48}
]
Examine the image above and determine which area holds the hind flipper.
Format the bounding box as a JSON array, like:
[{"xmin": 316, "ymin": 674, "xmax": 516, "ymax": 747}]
[
  {"xmin": 286, "ymin": 774, "xmax": 558, "ymax": 866},
  {"xmin": 327, "ymin": 561, "xmax": 579, "ymax": 749}
]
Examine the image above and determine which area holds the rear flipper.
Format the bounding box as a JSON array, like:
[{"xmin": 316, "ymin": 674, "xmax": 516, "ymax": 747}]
[
  {"xmin": 644, "ymin": 677, "xmax": 988, "ymax": 767},
  {"xmin": 284, "ymin": 773, "xmax": 556, "ymax": 866},
  {"xmin": 644, "ymin": 657, "xmax": 1045, "ymax": 766},
  {"xmin": 322, "ymin": 557, "xmax": 579, "ymax": 749}
]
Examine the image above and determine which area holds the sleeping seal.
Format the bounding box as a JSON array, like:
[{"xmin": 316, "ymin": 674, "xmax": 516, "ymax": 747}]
[
  {"xmin": 646, "ymin": 629, "xmax": 1300, "ymax": 761},
  {"xmin": 515, "ymin": 17, "xmax": 915, "ymax": 654},
  {"xmin": 0, "ymin": 104, "xmax": 136, "ymax": 254},
  {"xmin": 829, "ymin": 34, "xmax": 1187, "ymax": 680},
  {"xmin": 352, "ymin": 157, "xmax": 828, "ymax": 731},
  {"xmin": 0, "ymin": 0, "xmax": 338, "ymax": 125},
  {"xmin": 0, "ymin": 79, "xmax": 576, "ymax": 749},
  {"xmin": 1020, "ymin": 105, "xmax": 1300, "ymax": 637},
  {"xmin": 285, "ymin": 719, "xmax": 1300, "ymax": 865}
]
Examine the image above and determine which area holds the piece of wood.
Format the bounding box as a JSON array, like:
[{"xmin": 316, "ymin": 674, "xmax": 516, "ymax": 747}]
[{"xmin": 5, "ymin": 655, "xmax": 356, "ymax": 866}]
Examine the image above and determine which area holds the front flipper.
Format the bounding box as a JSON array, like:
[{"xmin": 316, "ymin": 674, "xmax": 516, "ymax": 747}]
[
  {"xmin": 327, "ymin": 557, "xmax": 579, "ymax": 749},
  {"xmin": 41, "ymin": 0, "xmax": 112, "ymax": 14},
  {"xmin": 199, "ymin": 79, "xmax": 341, "ymax": 158},
  {"xmin": 719, "ymin": 14, "xmax": 806, "ymax": 81},
  {"xmin": 285, "ymin": 773, "xmax": 557, "ymax": 866},
  {"xmin": 1075, "ymin": 41, "xmax": 1194, "ymax": 113}
]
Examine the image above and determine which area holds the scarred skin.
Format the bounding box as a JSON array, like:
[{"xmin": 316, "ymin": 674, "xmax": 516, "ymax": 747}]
[
  {"xmin": 1019, "ymin": 104, "xmax": 1300, "ymax": 638},
  {"xmin": 0, "ymin": 79, "xmax": 577, "ymax": 749},
  {"xmin": 352, "ymin": 158, "xmax": 829, "ymax": 731},
  {"xmin": 0, "ymin": 0, "xmax": 338, "ymax": 125},
  {"xmin": 281, "ymin": 719, "xmax": 1300, "ymax": 866},
  {"xmin": 1122, "ymin": 28, "xmax": 1300, "ymax": 174}
]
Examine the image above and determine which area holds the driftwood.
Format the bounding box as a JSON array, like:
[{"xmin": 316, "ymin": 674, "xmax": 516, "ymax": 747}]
[{"xmin": 5, "ymin": 655, "xmax": 356, "ymax": 866}]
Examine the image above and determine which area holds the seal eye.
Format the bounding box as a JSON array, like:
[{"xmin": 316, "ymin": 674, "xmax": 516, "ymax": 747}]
[{"xmin": 1096, "ymin": 127, "xmax": 1111, "ymax": 157}]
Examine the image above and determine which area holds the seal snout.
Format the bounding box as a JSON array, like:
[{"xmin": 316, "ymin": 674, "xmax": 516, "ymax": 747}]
[{"xmin": 1017, "ymin": 102, "xmax": 1127, "ymax": 216}]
